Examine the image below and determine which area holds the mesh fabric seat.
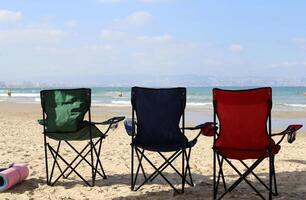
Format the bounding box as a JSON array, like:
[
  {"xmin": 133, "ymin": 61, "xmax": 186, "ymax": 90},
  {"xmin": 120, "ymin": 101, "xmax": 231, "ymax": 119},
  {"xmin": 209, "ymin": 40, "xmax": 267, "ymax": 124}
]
[
  {"xmin": 212, "ymin": 87, "xmax": 303, "ymax": 200},
  {"xmin": 132, "ymin": 87, "xmax": 195, "ymax": 152},
  {"xmin": 39, "ymin": 88, "xmax": 124, "ymax": 186},
  {"xmin": 38, "ymin": 120, "xmax": 103, "ymax": 141},
  {"xmin": 129, "ymin": 87, "xmax": 198, "ymax": 194}
]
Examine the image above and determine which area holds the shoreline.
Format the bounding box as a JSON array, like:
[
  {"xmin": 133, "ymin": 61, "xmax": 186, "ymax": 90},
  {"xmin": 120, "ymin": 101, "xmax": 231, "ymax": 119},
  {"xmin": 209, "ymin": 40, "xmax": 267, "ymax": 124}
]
[
  {"xmin": 1, "ymin": 99, "xmax": 306, "ymax": 111},
  {"xmin": 0, "ymin": 101, "xmax": 305, "ymax": 132}
]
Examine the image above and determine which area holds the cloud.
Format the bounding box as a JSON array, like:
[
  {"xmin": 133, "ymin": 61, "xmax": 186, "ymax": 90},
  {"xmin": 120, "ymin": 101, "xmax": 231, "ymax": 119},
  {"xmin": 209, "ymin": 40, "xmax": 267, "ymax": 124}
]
[
  {"xmin": 0, "ymin": 28, "xmax": 65, "ymax": 42},
  {"xmin": 137, "ymin": 0, "xmax": 172, "ymax": 3},
  {"xmin": 65, "ymin": 20, "xmax": 78, "ymax": 28},
  {"xmin": 86, "ymin": 44, "xmax": 113, "ymax": 51},
  {"xmin": 271, "ymin": 61, "xmax": 306, "ymax": 68},
  {"xmin": 204, "ymin": 58, "xmax": 224, "ymax": 66},
  {"xmin": 228, "ymin": 44, "xmax": 243, "ymax": 53},
  {"xmin": 126, "ymin": 11, "xmax": 152, "ymax": 26},
  {"xmin": 112, "ymin": 11, "xmax": 153, "ymax": 27},
  {"xmin": 0, "ymin": 9, "xmax": 22, "ymax": 22},
  {"xmin": 97, "ymin": 0, "xmax": 122, "ymax": 3},
  {"xmin": 292, "ymin": 38, "xmax": 306, "ymax": 50},
  {"xmin": 100, "ymin": 29, "xmax": 127, "ymax": 39},
  {"xmin": 126, "ymin": 34, "xmax": 202, "ymax": 72},
  {"xmin": 136, "ymin": 34, "xmax": 173, "ymax": 44},
  {"xmin": 97, "ymin": 0, "xmax": 172, "ymax": 4}
]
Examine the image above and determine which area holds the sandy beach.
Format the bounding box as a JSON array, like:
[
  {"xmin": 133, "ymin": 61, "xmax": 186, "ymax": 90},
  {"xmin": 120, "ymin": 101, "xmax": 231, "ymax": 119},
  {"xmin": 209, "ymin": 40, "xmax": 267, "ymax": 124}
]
[{"xmin": 0, "ymin": 102, "xmax": 305, "ymax": 200}]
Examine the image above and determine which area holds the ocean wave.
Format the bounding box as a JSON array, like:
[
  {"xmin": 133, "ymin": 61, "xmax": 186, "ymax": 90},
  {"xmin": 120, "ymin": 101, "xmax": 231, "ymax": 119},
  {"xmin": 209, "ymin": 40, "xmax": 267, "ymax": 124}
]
[
  {"xmin": 0, "ymin": 93, "xmax": 39, "ymax": 97},
  {"xmin": 276, "ymin": 103, "xmax": 306, "ymax": 108},
  {"xmin": 187, "ymin": 102, "xmax": 212, "ymax": 106},
  {"xmin": 92, "ymin": 103, "xmax": 130, "ymax": 107},
  {"xmin": 111, "ymin": 100, "xmax": 130, "ymax": 105}
]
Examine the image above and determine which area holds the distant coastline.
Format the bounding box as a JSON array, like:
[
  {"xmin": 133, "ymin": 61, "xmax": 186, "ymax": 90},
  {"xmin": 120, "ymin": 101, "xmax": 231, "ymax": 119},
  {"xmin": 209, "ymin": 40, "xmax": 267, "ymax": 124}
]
[{"xmin": 1, "ymin": 86, "xmax": 306, "ymax": 112}]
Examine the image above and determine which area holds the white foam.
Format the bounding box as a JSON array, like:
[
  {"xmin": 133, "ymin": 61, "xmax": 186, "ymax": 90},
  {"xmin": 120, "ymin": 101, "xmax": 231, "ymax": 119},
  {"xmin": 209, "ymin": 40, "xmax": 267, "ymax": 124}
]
[
  {"xmin": 0, "ymin": 93, "xmax": 39, "ymax": 97},
  {"xmin": 187, "ymin": 102, "xmax": 212, "ymax": 107},
  {"xmin": 111, "ymin": 100, "xmax": 130, "ymax": 105},
  {"xmin": 278, "ymin": 103, "xmax": 306, "ymax": 108},
  {"xmin": 92, "ymin": 103, "xmax": 130, "ymax": 107}
]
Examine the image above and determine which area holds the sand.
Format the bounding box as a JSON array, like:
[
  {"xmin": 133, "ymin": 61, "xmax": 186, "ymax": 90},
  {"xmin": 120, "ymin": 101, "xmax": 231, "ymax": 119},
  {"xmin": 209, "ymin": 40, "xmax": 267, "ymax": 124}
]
[{"xmin": 0, "ymin": 102, "xmax": 305, "ymax": 200}]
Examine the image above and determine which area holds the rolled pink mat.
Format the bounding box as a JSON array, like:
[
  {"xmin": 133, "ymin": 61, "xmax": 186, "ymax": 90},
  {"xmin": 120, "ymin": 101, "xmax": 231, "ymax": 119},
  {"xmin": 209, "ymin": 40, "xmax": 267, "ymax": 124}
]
[{"xmin": 0, "ymin": 164, "xmax": 29, "ymax": 192}]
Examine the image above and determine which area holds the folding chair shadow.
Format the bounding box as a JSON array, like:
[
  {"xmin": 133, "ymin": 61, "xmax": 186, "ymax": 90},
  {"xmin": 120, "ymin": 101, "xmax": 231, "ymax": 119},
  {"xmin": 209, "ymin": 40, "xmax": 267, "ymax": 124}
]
[
  {"xmin": 127, "ymin": 87, "xmax": 214, "ymax": 194},
  {"xmin": 38, "ymin": 88, "xmax": 124, "ymax": 186},
  {"xmin": 212, "ymin": 87, "xmax": 303, "ymax": 200}
]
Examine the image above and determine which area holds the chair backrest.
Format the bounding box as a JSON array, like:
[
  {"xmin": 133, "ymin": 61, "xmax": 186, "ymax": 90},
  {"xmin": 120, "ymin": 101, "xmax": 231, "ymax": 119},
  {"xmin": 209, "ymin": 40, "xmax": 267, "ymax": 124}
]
[
  {"xmin": 213, "ymin": 87, "xmax": 272, "ymax": 150},
  {"xmin": 40, "ymin": 88, "xmax": 91, "ymax": 133},
  {"xmin": 131, "ymin": 87, "xmax": 187, "ymax": 147}
]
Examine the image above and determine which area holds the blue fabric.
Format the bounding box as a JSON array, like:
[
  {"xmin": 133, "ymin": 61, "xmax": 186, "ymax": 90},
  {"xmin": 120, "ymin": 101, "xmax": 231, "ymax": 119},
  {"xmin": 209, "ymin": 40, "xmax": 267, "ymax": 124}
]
[
  {"xmin": 124, "ymin": 119, "xmax": 133, "ymax": 136},
  {"xmin": 131, "ymin": 87, "xmax": 189, "ymax": 152}
]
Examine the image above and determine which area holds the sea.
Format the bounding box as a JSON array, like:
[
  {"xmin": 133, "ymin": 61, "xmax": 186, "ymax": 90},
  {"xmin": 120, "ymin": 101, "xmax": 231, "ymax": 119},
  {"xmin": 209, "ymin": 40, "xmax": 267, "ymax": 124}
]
[
  {"xmin": 0, "ymin": 87, "xmax": 305, "ymax": 129},
  {"xmin": 1, "ymin": 86, "xmax": 305, "ymax": 111}
]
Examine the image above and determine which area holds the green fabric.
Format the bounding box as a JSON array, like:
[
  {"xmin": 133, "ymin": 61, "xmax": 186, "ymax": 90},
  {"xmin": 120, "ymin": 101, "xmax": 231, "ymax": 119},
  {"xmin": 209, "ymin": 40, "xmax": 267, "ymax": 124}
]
[
  {"xmin": 38, "ymin": 116, "xmax": 125, "ymax": 141},
  {"xmin": 40, "ymin": 89, "xmax": 90, "ymax": 133},
  {"xmin": 45, "ymin": 123, "xmax": 103, "ymax": 141}
]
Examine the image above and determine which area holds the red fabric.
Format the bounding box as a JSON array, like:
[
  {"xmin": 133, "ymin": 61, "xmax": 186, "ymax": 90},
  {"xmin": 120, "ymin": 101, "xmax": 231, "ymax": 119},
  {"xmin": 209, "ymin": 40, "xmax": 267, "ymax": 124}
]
[
  {"xmin": 213, "ymin": 87, "xmax": 276, "ymax": 160},
  {"xmin": 201, "ymin": 124, "xmax": 217, "ymax": 137},
  {"xmin": 288, "ymin": 124, "xmax": 303, "ymax": 131},
  {"xmin": 216, "ymin": 141, "xmax": 280, "ymax": 160}
]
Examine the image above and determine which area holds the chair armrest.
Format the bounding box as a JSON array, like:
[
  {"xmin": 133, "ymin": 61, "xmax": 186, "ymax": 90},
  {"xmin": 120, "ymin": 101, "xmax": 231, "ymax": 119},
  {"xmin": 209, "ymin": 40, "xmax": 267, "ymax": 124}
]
[
  {"xmin": 184, "ymin": 122, "xmax": 217, "ymax": 139},
  {"xmin": 272, "ymin": 124, "xmax": 303, "ymax": 144},
  {"xmin": 183, "ymin": 122, "xmax": 216, "ymax": 130},
  {"xmin": 91, "ymin": 116, "xmax": 125, "ymax": 125},
  {"xmin": 200, "ymin": 123, "xmax": 218, "ymax": 137},
  {"xmin": 37, "ymin": 119, "xmax": 46, "ymax": 126},
  {"xmin": 91, "ymin": 116, "xmax": 125, "ymax": 136}
]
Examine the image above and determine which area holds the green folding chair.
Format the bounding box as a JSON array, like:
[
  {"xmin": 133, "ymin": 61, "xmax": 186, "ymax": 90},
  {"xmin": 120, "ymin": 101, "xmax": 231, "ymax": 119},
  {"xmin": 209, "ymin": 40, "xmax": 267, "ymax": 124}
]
[{"xmin": 38, "ymin": 88, "xmax": 125, "ymax": 186}]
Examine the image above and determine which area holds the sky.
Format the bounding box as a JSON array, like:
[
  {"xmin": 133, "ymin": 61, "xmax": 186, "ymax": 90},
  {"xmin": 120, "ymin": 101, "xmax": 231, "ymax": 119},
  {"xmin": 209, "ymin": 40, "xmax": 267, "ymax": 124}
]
[{"xmin": 0, "ymin": 0, "xmax": 306, "ymax": 85}]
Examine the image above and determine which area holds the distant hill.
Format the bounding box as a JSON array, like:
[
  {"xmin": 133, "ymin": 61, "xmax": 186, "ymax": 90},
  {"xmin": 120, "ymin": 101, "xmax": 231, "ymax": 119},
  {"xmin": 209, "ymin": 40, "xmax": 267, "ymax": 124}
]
[{"xmin": 1, "ymin": 75, "xmax": 306, "ymax": 88}]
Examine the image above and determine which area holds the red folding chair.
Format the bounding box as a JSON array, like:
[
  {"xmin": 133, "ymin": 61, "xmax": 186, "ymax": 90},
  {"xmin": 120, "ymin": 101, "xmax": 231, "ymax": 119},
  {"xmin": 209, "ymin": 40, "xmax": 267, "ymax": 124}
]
[{"xmin": 212, "ymin": 87, "xmax": 303, "ymax": 200}]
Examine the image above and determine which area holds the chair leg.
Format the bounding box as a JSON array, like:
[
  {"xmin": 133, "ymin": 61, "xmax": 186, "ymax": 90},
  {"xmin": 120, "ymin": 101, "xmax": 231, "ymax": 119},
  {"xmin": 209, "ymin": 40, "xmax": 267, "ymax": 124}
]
[
  {"xmin": 150, "ymin": 150, "xmax": 181, "ymax": 182},
  {"xmin": 131, "ymin": 145, "xmax": 134, "ymax": 191},
  {"xmin": 90, "ymin": 141, "xmax": 95, "ymax": 187},
  {"xmin": 213, "ymin": 150, "xmax": 217, "ymax": 200},
  {"xmin": 133, "ymin": 149, "xmax": 147, "ymax": 187},
  {"xmin": 44, "ymin": 138, "xmax": 50, "ymax": 185},
  {"xmin": 133, "ymin": 148, "xmax": 181, "ymax": 194},
  {"xmin": 64, "ymin": 140, "xmax": 105, "ymax": 179},
  {"xmin": 182, "ymin": 149, "xmax": 185, "ymax": 194},
  {"xmin": 216, "ymin": 155, "xmax": 227, "ymax": 193},
  {"xmin": 93, "ymin": 139, "xmax": 107, "ymax": 179},
  {"xmin": 132, "ymin": 147, "xmax": 192, "ymax": 194},
  {"xmin": 218, "ymin": 157, "xmax": 265, "ymax": 200},
  {"xmin": 184, "ymin": 148, "xmax": 194, "ymax": 186},
  {"xmin": 133, "ymin": 148, "xmax": 169, "ymax": 192},
  {"xmin": 215, "ymin": 154, "xmax": 277, "ymax": 200},
  {"xmin": 48, "ymin": 144, "xmax": 92, "ymax": 186},
  {"xmin": 49, "ymin": 141, "xmax": 66, "ymax": 184},
  {"xmin": 269, "ymin": 155, "xmax": 273, "ymax": 200},
  {"xmin": 240, "ymin": 159, "xmax": 278, "ymax": 196},
  {"xmin": 152, "ymin": 151, "xmax": 193, "ymax": 186},
  {"xmin": 47, "ymin": 138, "xmax": 107, "ymax": 187},
  {"xmin": 272, "ymin": 156, "xmax": 278, "ymax": 196}
]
